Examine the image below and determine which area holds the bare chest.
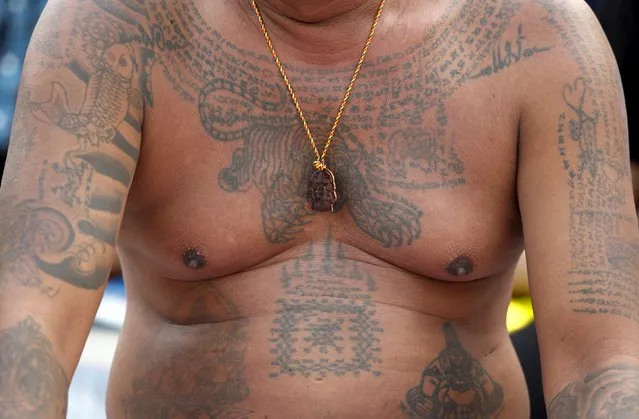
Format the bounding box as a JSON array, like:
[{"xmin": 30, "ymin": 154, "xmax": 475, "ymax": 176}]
[{"xmin": 118, "ymin": 0, "xmax": 540, "ymax": 282}]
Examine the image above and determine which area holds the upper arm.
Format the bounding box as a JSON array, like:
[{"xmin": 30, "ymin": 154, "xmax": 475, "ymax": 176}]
[
  {"xmin": 517, "ymin": 0, "xmax": 639, "ymax": 374},
  {"xmin": 0, "ymin": 0, "xmax": 143, "ymax": 367}
]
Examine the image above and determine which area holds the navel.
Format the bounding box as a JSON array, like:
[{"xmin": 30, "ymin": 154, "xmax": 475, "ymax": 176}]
[
  {"xmin": 182, "ymin": 247, "xmax": 208, "ymax": 270},
  {"xmin": 445, "ymin": 255, "xmax": 475, "ymax": 277}
]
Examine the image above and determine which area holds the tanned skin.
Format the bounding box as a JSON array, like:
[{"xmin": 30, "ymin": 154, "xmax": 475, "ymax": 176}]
[{"xmin": 1, "ymin": 0, "xmax": 637, "ymax": 418}]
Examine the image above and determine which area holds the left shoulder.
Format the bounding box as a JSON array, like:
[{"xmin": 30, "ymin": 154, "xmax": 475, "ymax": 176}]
[
  {"xmin": 512, "ymin": 0, "xmax": 610, "ymax": 63},
  {"xmin": 467, "ymin": 0, "xmax": 610, "ymax": 83},
  {"xmin": 503, "ymin": 0, "xmax": 621, "ymax": 114}
]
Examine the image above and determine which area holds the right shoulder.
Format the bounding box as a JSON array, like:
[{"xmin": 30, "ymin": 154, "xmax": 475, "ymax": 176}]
[
  {"xmin": 37, "ymin": 0, "xmax": 147, "ymax": 43},
  {"xmin": 28, "ymin": 0, "xmax": 150, "ymax": 101}
]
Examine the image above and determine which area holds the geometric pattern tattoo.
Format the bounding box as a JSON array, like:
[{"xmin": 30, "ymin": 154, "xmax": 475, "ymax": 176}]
[{"xmin": 270, "ymin": 231, "xmax": 383, "ymax": 378}]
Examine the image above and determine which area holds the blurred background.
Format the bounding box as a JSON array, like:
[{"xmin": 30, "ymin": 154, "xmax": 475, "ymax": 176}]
[{"xmin": 0, "ymin": 0, "xmax": 636, "ymax": 418}]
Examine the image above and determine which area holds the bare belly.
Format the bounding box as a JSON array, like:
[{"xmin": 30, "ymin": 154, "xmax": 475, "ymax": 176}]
[{"xmin": 105, "ymin": 242, "xmax": 529, "ymax": 419}]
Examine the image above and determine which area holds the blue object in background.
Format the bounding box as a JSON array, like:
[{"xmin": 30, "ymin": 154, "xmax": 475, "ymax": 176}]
[
  {"xmin": 95, "ymin": 277, "xmax": 127, "ymax": 330},
  {"xmin": 0, "ymin": 0, "xmax": 48, "ymax": 151},
  {"xmin": 587, "ymin": 0, "xmax": 606, "ymax": 12},
  {"xmin": 68, "ymin": 364, "xmax": 109, "ymax": 419}
]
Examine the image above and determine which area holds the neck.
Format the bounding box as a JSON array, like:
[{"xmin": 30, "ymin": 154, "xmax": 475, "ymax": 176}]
[
  {"xmin": 247, "ymin": 0, "xmax": 392, "ymax": 64},
  {"xmin": 255, "ymin": 0, "xmax": 377, "ymax": 24}
]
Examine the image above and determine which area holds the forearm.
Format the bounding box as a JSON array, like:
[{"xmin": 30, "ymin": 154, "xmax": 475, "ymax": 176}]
[
  {"xmin": 0, "ymin": 316, "xmax": 69, "ymax": 419},
  {"xmin": 547, "ymin": 360, "xmax": 639, "ymax": 418}
]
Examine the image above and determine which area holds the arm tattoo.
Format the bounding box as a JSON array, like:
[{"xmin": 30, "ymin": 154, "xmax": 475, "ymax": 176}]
[
  {"xmin": 548, "ymin": 365, "xmax": 639, "ymax": 418},
  {"xmin": 558, "ymin": 78, "xmax": 638, "ymax": 323},
  {"xmin": 402, "ymin": 323, "xmax": 504, "ymax": 418},
  {"xmin": 0, "ymin": 197, "xmax": 112, "ymax": 293},
  {"xmin": 0, "ymin": 318, "xmax": 69, "ymax": 419},
  {"xmin": 543, "ymin": 0, "xmax": 639, "ymax": 324},
  {"xmin": 30, "ymin": 41, "xmax": 141, "ymax": 209},
  {"xmin": 1, "ymin": 2, "xmax": 143, "ymax": 294}
]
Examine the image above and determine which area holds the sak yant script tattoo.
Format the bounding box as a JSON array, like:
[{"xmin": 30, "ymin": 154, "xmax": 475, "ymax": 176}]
[
  {"xmin": 558, "ymin": 78, "xmax": 637, "ymax": 323},
  {"xmin": 0, "ymin": 318, "xmax": 69, "ymax": 419},
  {"xmin": 89, "ymin": 0, "xmax": 530, "ymax": 247},
  {"xmin": 472, "ymin": 23, "xmax": 552, "ymax": 79},
  {"xmin": 532, "ymin": 0, "xmax": 639, "ymax": 417},
  {"xmin": 545, "ymin": 0, "xmax": 638, "ymax": 326},
  {"xmin": 402, "ymin": 323, "xmax": 504, "ymax": 418},
  {"xmin": 269, "ymin": 232, "xmax": 383, "ymax": 378}
]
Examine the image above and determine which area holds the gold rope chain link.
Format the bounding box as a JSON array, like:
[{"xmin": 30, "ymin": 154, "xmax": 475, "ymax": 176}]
[{"xmin": 251, "ymin": 0, "xmax": 386, "ymax": 171}]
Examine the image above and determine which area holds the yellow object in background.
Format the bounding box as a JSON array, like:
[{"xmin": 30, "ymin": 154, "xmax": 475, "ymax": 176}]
[
  {"xmin": 507, "ymin": 297, "xmax": 535, "ymax": 333},
  {"xmin": 507, "ymin": 252, "xmax": 534, "ymax": 333}
]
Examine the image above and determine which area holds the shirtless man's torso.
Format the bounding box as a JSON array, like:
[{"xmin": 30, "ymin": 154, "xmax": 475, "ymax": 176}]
[{"xmin": 2, "ymin": 1, "xmax": 639, "ymax": 418}]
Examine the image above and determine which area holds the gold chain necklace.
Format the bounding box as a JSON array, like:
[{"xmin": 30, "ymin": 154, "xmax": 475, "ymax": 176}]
[{"xmin": 251, "ymin": 0, "xmax": 386, "ymax": 212}]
